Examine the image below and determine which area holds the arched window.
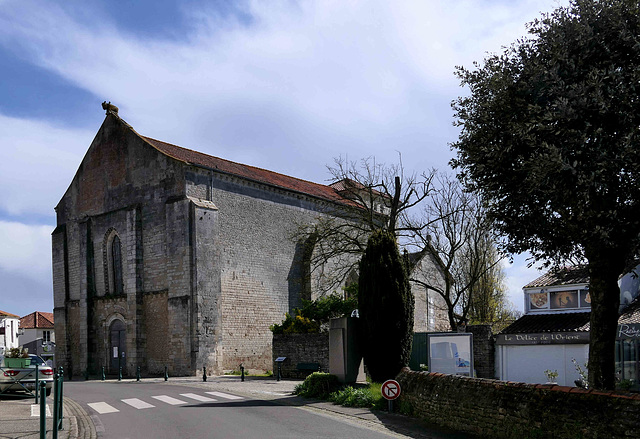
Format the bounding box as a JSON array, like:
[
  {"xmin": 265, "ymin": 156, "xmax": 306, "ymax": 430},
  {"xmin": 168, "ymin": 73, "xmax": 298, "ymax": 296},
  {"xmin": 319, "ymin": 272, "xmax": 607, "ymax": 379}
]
[
  {"xmin": 104, "ymin": 229, "xmax": 124, "ymax": 296},
  {"xmin": 111, "ymin": 235, "xmax": 123, "ymax": 296}
]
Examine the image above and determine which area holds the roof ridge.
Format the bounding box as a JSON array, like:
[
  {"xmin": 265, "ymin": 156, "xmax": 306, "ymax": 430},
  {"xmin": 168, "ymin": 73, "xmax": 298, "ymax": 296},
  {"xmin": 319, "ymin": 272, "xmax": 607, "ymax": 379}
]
[{"xmin": 140, "ymin": 135, "xmax": 334, "ymax": 190}]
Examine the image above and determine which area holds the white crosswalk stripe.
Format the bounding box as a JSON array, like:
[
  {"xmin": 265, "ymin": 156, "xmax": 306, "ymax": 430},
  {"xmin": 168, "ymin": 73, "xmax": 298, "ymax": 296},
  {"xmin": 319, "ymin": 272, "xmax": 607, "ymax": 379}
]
[
  {"xmin": 87, "ymin": 391, "xmax": 244, "ymax": 414},
  {"xmin": 180, "ymin": 393, "xmax": 217, "ymax": 402},
  {"xmin": 151, "ymin": 395, "xmax": 188, "ymax": 405},
  {"xmin": 88, "ymin": 402, "xmax": 119, "ymax": 414},
  {"xmin": 205, "ymin": 391, "xmax": 243, "ymax": 400},
  {"xmin": 122, "ymin": 398, "xmax": 155, "ymax": 409}
]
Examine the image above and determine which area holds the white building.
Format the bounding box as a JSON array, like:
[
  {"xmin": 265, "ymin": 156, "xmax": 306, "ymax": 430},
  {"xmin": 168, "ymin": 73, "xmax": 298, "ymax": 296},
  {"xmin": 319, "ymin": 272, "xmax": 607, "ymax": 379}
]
[
  {"xmin": 19, "ymin": 311, "xmax": 55, "ymax": 365},
  {"xmin": 496, "ymin": 265, "xmax": 640, "ymax": 387},
  {"xmin": 0, "ymin": 310, "xmax": 21, "ymax": 355}
]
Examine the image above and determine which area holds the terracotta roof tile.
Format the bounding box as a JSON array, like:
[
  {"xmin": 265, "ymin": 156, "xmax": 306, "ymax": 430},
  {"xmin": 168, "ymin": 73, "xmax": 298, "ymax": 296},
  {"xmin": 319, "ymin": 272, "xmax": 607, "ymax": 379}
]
[
  {"xmin": 19, "ymin": 312, "xmax": 54, "ymax": 329},
  {"xmin": 141, "ymin": 136, "xmax": 357, "ymax": 207},
  {"xmin": 524, "ymin": 266, "xmax": 590, "ymax": 289},
  {"xmin": 0, "ymin": 310, "xmax": 20, "ymax": 318},
  {"xmin": 500, "ymin": 312, "xmax": 591, "ymax": 334}
]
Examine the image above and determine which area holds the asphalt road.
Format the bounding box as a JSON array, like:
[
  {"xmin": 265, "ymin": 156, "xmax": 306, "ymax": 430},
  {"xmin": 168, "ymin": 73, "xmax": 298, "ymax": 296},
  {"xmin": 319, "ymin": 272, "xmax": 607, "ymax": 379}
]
[{"xmin": 65, "ymin": 380, "xmax": 405, "ymax": 439}]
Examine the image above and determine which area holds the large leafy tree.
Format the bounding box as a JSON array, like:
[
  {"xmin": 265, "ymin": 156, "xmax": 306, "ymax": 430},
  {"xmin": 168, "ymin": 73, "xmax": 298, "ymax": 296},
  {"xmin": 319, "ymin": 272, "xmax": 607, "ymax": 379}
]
[
  {"xmin": 358, "ymin": 229, "xmax": 414, "ymax": 382},
  {"xmin": 451, "ymin": 0, "xmax": 640, "ymax": 389}
]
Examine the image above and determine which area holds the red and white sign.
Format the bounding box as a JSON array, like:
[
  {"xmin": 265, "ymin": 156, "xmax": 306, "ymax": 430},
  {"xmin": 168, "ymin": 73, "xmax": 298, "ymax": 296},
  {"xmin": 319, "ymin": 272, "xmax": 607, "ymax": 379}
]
[{"xmin": 381, "ymin": 379, "xmax": 401, "ymax": 400}]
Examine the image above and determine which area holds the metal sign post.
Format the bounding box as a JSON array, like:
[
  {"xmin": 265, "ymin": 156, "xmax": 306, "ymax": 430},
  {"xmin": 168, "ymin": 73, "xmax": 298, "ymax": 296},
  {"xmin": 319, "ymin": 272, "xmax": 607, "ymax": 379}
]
[
  {"xmin": 381, "ymin": 379, "xmax": 401, "ymax": 412},
  {"xmin": 274, "ymin": 357, "xmax": 286, "ymax": 381}
]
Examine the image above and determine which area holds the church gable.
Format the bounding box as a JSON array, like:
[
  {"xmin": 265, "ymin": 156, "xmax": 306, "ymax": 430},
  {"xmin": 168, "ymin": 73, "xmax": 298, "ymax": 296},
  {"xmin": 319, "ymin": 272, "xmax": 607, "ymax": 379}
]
[{"xmin": 56, "ymin": 114, "xmax": 186, "ymax": 221}]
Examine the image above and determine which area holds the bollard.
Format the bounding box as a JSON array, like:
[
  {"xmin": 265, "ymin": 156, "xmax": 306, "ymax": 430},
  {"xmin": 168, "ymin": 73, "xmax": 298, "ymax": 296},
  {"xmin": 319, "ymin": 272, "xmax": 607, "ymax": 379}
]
[
  {"xmin": 203, "ymin": 366, "xmax": 207, "ymax": 382},
  {"xmin": 137, "ymin": 366, "xmax": 141, "ymax": 381},
  {"xmin": 53, "ymin": 371, "xmax": 59, "ymax": 439},
  {"xmin": 102, "ymin": 366, "xmax": 105, "ymax": 381},
  {"xmin": 164, "ymin": 366, "xmax": 168, "ymax": 381},
  {"xmin": 35, "ymin": 363, "xmax": 39, "ymax": 404},
  {"xmin": 39, "ymin": 381, "xmax": 46, "ymax": 439},
  {"xmin": 58, "ymin": 367, "xmax": 64, "ymax": 431},
  {"xmin": 118, "ymin": 367, "xmax": 122, "ymax": 381},
  {"xmin": 240, "ymin": 365, "xmax": 245, "ymax": 382}
]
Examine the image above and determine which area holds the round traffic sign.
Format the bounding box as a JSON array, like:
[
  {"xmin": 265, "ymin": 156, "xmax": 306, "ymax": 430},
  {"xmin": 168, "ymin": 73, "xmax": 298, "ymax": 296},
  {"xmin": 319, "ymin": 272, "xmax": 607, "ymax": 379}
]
[{"xmin": 381, "ymin": 379, "xmax": 401, "ymax": 400}]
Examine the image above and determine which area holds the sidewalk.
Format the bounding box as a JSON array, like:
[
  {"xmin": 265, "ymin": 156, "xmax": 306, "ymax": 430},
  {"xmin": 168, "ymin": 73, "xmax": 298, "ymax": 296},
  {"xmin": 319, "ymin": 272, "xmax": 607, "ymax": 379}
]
[
  {"xmin": 0, "ymin": 375, "xmax": 471, "ymax": 439},
  {"xmin": 0, "ymin": 393, "xmax": 74, "ymax": 439}
]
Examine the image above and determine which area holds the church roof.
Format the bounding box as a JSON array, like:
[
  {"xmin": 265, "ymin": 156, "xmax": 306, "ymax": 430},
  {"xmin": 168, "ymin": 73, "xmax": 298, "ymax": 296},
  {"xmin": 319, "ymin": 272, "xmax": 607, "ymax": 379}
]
[
  {"xmin": 19, "ymin": 312, "xmax": 54, "ymax": 329},
  {"xmin": 141, "ymin": 135, "xmax": 356, "ymax": 207}
]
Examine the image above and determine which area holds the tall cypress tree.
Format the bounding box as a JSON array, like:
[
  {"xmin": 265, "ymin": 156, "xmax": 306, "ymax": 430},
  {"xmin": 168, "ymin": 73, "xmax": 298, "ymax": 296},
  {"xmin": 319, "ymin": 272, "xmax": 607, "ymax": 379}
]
[{"xmin": 358, "ymin": 229, "xmax": 414, "ymax": 382}]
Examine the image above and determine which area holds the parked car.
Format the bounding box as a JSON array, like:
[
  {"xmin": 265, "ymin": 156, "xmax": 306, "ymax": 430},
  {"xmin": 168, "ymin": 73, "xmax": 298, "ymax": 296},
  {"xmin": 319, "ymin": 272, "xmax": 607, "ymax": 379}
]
[{"xmin": 0, "ymin": 354, "xmax": 54, "ymax": 396}]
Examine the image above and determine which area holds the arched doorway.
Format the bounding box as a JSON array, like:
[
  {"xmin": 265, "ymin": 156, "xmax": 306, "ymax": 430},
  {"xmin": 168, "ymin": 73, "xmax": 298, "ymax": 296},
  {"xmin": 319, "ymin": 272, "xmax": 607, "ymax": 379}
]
[{"xmin": 109, "ymin": 320, "xmax": 126, "ymax": 374}]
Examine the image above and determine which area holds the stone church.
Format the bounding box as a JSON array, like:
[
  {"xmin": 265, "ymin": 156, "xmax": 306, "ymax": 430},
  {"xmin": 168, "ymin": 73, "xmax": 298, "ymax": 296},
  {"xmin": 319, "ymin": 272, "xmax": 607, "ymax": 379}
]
[{"xmin": 52, "ymin": 105, "xmax": 446, "ymax": 378}]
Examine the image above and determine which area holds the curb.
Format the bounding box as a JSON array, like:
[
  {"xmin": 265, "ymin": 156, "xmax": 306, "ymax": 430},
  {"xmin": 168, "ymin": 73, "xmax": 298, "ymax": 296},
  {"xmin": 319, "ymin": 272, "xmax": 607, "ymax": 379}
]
[{"xmin": 63, "ymin": 397, "xmax": 97, "ymax": 439}]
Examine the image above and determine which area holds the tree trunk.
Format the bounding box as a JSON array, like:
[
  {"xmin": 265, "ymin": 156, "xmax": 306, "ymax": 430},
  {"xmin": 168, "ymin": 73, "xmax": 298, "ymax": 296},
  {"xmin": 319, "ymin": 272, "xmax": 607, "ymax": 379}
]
[{"xmin": 585, "ymin": 246, "xmax": 623, "ymax": 390}]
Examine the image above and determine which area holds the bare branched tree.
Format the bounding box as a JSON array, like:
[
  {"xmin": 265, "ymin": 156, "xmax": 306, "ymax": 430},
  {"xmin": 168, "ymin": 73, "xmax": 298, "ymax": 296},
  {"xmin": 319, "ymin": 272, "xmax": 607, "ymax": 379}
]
[
  {"xmin": 293, "ymin": 156, "xmax": 437, "ymax": 295},
  {"xmin": 409, "ymin": 173, "xmax": 509, "ymax": 331}
]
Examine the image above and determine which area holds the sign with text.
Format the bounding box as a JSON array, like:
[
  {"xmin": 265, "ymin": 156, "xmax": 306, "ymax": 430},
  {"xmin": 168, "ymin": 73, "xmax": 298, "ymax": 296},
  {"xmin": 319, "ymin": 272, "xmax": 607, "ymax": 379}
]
[
  {"xmin": 617, "ymin": 324, "xmax": 640, "ymax": 339},
  {"xmin": 496, "ymin": 332, "xmax": 589, "ymax": 345}
]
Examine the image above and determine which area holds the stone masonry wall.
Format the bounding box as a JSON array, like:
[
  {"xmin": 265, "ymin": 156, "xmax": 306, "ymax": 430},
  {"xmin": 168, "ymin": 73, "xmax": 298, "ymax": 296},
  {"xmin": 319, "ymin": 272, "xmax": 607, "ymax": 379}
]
[
  {"xmin": 396, "ymin": 368, "xmax": 640, "ymax": 439},
  {"xmin": 189, "ymin": 170, "xmax": 348, "ymax": 372},
  {"xmin": 53, "ymin": 115, "xmax": 188, "ymax": 377},
  {"xmin": 272, "ymin": 333, "xmax": 329, "ymax": 378},
  {"xmin": 467, "ymin": 324, "xmax": 495, "ymax": 379},
  {"xmin": 142, "ymin": 291, "xmax": 168, "ymax": 374}
]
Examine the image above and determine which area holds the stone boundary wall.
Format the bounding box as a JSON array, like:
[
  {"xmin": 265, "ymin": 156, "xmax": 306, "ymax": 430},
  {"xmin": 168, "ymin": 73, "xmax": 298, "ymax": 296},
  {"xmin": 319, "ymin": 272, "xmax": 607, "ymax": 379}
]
[
  {"xmin": 396, "ymin": 368, "xmax": 640, "ymax": 439},
  {"xmin": 467, "ymin": 324, "xmax": 495, "ymax": 379},
  {"xmin": 272, "ymin": 333, "xmax": 329, "ymax": 378}
]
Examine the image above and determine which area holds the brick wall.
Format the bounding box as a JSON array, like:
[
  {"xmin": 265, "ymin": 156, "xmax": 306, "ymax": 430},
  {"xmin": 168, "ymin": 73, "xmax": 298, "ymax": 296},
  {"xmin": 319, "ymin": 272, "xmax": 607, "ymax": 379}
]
[
  {"xmin": 396, "ymin": 368, "xmax": 640, "ymax": 439},
  {"xmin": 272, "ymin": 333, "xmax": 329, "ymax": 378}
]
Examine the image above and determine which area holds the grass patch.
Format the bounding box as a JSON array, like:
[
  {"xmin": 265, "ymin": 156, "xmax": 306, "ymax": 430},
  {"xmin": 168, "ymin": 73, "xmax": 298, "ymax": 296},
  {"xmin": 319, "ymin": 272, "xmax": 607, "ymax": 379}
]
[
  {"xmin": 330, "ymin": 386, "xmax": 377, "ymax": 407},
  {"xmin": 295, "ymin": 373, "xmax": 386, "ymax": 409}
]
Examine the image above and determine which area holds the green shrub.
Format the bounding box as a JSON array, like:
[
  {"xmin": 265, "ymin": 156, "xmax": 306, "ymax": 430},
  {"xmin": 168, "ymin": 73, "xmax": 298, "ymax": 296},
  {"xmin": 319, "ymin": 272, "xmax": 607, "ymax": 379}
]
[
  {"xmin": 293, "ymin": 372, "xmax": 341, "ymax": 399},
  {"xmin": 270, "ymin": 291, "xmax": 357, "ymax": 334}
]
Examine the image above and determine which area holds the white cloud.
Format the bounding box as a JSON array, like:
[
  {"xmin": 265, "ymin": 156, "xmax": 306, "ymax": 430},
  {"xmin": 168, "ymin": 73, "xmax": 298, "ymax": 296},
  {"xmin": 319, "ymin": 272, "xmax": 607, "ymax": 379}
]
[
  {"xmin": 0, "ymin": 114, "xmax": 93, "ymax": 217},
  {"xmin": 0, "ymin": 221, "xmax": 53, "ymax": 281},
  {"xmin": 0, "ymin": 0, "xmax": 568, "ymax": 306},
  {"xmin": 0, "ymin": 1, "xmax": 567, "ymax": 182}
]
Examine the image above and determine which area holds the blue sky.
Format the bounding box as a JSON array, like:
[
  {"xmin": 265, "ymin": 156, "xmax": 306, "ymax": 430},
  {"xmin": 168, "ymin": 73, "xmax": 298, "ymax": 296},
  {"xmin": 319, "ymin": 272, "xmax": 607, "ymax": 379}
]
[{"xmin": 0, "ymin": 0, "xmax": 566, "ymax": 318}]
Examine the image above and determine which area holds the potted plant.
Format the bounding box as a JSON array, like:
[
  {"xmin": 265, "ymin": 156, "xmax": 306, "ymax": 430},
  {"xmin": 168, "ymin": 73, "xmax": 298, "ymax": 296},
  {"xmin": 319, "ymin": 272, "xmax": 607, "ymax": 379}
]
[
  {"xmin": 544, "ymin": 369, "xmax": 558, "ymax": 384},
  {"xmin": 4, "ymin": 347, "xmax": 30, "ymax": 368}
]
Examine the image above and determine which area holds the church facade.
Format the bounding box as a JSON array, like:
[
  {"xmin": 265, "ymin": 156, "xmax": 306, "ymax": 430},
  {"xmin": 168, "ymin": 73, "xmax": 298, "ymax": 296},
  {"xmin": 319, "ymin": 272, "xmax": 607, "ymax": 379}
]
[{"xmin": 53, "ymin": 107, "xmax": 447, "ymax": 378}]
